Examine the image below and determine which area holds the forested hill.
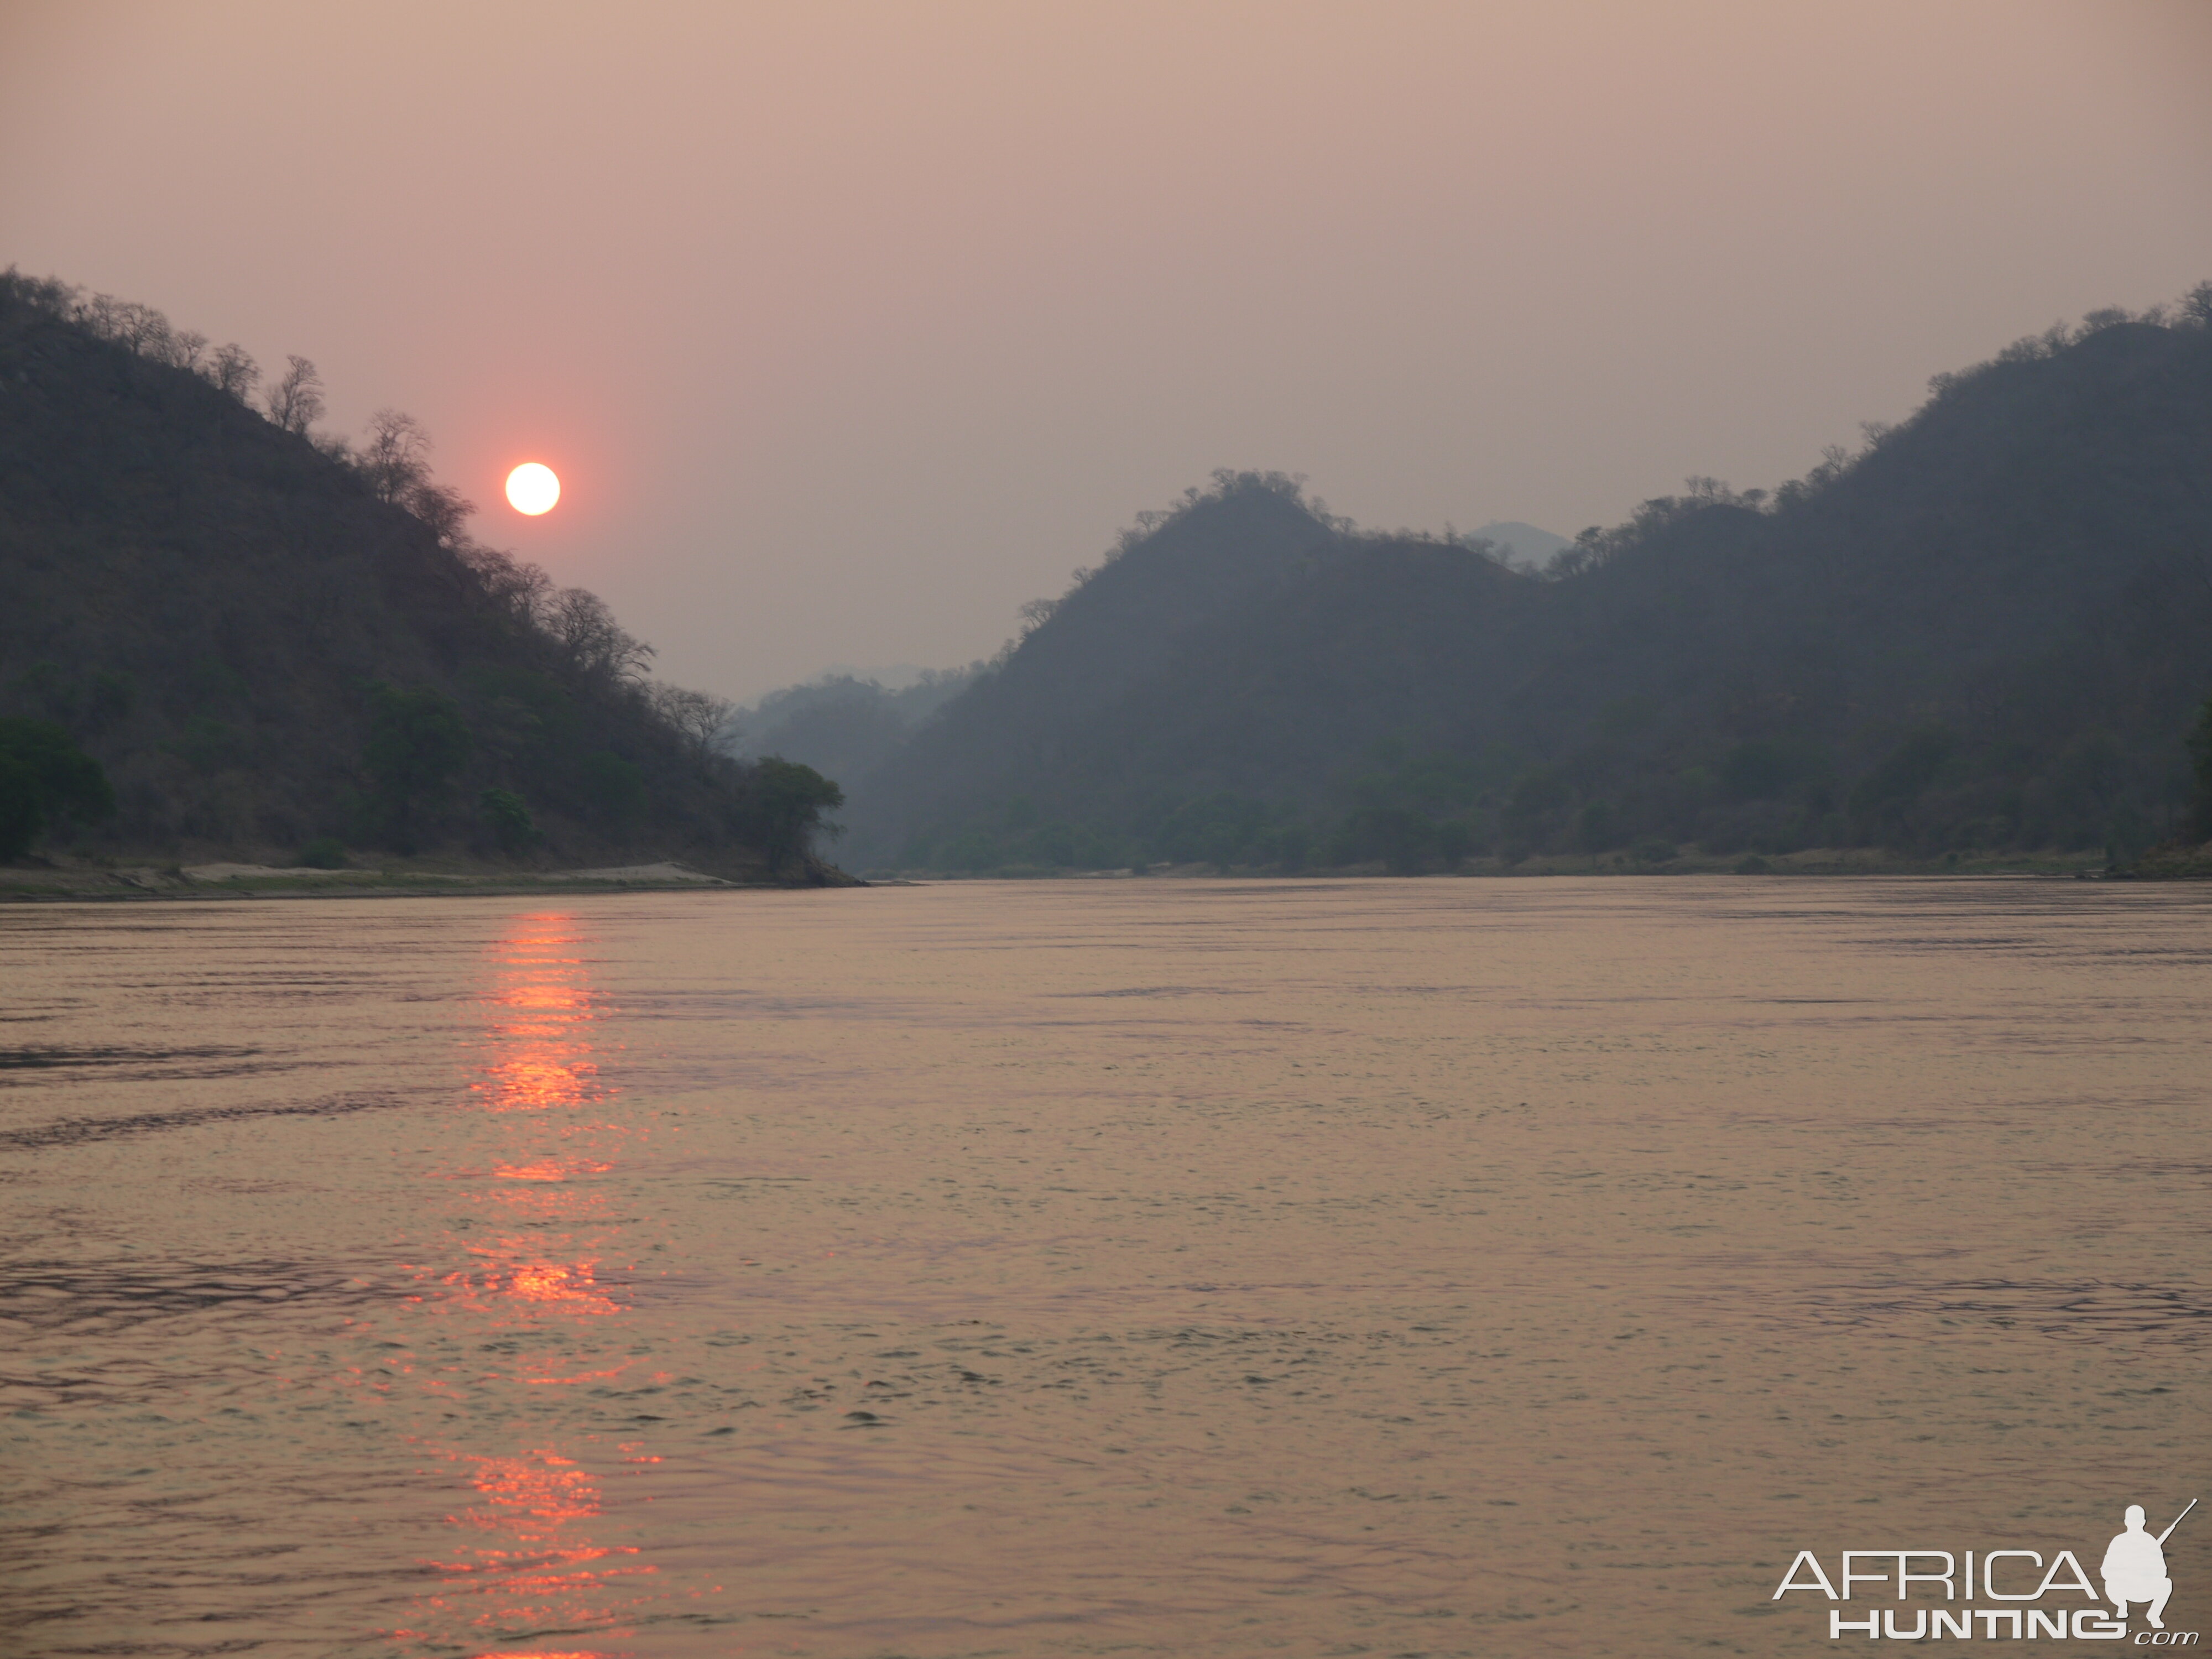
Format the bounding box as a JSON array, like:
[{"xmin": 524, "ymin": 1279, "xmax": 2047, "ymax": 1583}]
[
  {"xmin": 851, "ymin": 291, "xmax": 2212, "ymax": 871},
  {"xmin": 0, "ymin": 273, "xmax": 841, "ymax": 878}
]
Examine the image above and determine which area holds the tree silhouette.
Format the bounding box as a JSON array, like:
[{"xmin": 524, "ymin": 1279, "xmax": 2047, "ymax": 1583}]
[
  {"xmin": 745, "ymin": 758, "xmax": 843, "ymax": 873},
  {"xmin": 265, "ymin": 355, "xmax": 325, "ymax": 434}
]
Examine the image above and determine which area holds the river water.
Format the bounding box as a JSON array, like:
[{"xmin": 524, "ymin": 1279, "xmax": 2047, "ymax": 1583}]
[{"xmin": 2, "ymin": 878, "xmax": 2205, "ymax": 1657}]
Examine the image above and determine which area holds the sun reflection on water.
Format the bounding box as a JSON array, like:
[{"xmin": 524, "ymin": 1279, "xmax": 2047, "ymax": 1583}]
[
  {"xmin": 436, "ymin": 1249, "xmax": 627, "ymax": 1319},
  {"xmin": 394, "ymin": 914, "xmax": 660, "ymax": 1655},
  {"xmin": 415, "ymin": 1448, "xmax": 654, "ymax": 1652},
  {"xmin": 473, "ymin": 921, "xmax": 607, "ymax": 1115}
]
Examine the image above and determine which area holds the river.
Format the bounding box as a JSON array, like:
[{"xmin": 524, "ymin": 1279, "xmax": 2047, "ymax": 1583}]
[{"xmin": 3, "ymin": 878, "xmax": 2205, "ymax": 1655}]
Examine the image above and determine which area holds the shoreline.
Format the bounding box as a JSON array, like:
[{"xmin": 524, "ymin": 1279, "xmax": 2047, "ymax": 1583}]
[
  {"xmin": 0, "ymin": 857, "xmax": 863, "ymax": 901},
  {"xmin": 857, "ymin": 847, "xmax": 2121, "ymax": 883},
  {"xmin": 13, "ymin": 841, "xmax": 2192, "ymax": 901}
]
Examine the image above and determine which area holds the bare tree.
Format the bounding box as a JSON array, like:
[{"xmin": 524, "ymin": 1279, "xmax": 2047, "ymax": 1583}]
[
  {"xmin": 265, "ymin": 354, "xmax": 325, "ymax": 434},
  {"xmin": 207, "ymin": 343, "xmax": 259, "ymax": 401},
  {"xmin": 458, "ymin": 545, "xmax": 556, "ymax": 625},
  {"xmin": 0, "ymin": 269, "xmax": 81, "ymax": 316},
  {"xmin": 74, "ymin": 294, "xmax": 180, "ymax": 360},
  {"xmin": 360, "ymin": 409, "xmax": 432, "ymax": 503},
  {"xmin": 77, "ymin": 293, "xmax": 127, "ymax": 340},
  {"xmin": 545, "ymin": 587, "xmax": 655, "ymax": 681},
  {"xmin": 404, "ymin": 481, "xmax": 473, "ymax": 544},
  {"xmin": 650, "ymin": 684, "xmax": 736, "ymax": 760},
  {"xmin": 112, "ymin": 301, "xmax": 173, "ymax": 357}
]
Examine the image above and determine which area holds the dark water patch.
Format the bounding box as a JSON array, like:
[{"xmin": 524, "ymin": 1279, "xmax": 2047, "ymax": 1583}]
[
  {"xmin": 1071, "ymin": 984, "xmax": 1260, "ymax": 999},
  {"xmin": 0, "ymin": 1045, "xmax": 274, "ymax": 1087},
  {"xmin": 1791, "ymin": 1278, "xmax": 2212, "ymax": 1346},
  {"xmin": 0, "ymin": 1257, "xmax": 398, "ymax": 1341},
  {"xmin": 0, "ymin": 1090, "xmax": 412, "ymax": 1150}
]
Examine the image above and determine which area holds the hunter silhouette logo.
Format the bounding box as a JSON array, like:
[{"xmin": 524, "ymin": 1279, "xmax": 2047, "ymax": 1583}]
[
  {"xmin": 2106, "ymin": 1500, "xmax": 2192, "ymax": 1631},
  {"xmin": 1772, "ymin": 1498, "xmax": 2198, "ymax": 1642}
]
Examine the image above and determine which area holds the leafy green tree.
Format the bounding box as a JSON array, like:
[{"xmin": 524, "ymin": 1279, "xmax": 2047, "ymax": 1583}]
[
  {"xmin": 745, "ymin": 757, "xmax": 843, "ymax": 873},
  {"xmin": 1497, "ymin": 765, "xmax": 1572, "ymax": 857},
  {"xmin": 1152, "ymin": 793, "xmax": 1271, "ymax": 868},
  {"xmin": 1266, "ymin": 822, "xmax": 1314, "ymax": 869},
  {"xmin": 1508, "ymin": 766, "xmax": 1571, "ymax": 818},
  {"xmin": 2187, "ymin": 692, "xmax": 2212, "ymax": 841},
  {"xmin": 579, "ymin": 752, "xmax": 647, "ymax": 826},
  {"xmin": 1577, "ymin": 801, "xmax": 1620, "ymax": 852},
  {"xmin": 937, "ymin": 827, "xmax": 998, "ymax": 872},
  {"xmin": 297, "ymin": 836, "xmax": 348, "ymax": 869},
  {"xmin": 0, "ymin": 755, "xmax": 43, "ymax": 860},
  {"xmin": 479, "ymin": 788, "xmax": 541, "ymax": 856},
  {"xmin": 363, "ymin": 684, "xmax": 471, "ymax": 850},
  {"xmin": 177, "ymin": 714, "xmax": 243, "ymax": 774},
  {"xmin": 1334, "ymin": 805, "xmax": 1434, "ymax": 873},
  {"xmin": 1848, "ymin": 727, "xmax": 1954, "ymax": 838},
  {"xmin": 1721, "ymin": 742, "xmax": 1796, "ymax": 800},
  {"xmin": 85, "ymin": 670, "xmax": 134, "ymax": 732},
  {"xmin": 1020, "ymin": 820, "xmax": 1081, "ymax": 868},
  {"xmin": 0, "ymin": 718, "xmax": 116, "ymax": 859}
]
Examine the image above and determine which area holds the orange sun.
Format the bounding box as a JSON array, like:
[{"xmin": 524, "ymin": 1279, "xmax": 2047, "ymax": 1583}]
[{"xmin": 505, "ymin": 463, "xmax": 561, "ymax": 515}]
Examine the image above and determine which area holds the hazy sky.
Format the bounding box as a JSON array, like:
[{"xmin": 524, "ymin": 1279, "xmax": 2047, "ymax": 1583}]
[{"xmin": 6, "ymin": 2, "xmax": 2210, "ymax": 700}]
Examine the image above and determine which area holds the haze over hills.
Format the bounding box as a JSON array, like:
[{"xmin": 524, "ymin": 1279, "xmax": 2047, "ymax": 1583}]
[
  {"xmin": 1469, "ymin": 521, "xmax": 1572, "ymax": 571},
  {"xmin": 719, "ymin": 668, "xmax": 978, "ymax": 805},
  {"xmin": 718, "ymin": 523, "xmax": 1572, "ymax": 804},
  {"xmin": 0, "ymin": 272, "xmax": 842, "ymax": 879},
  {"xmin": 11, "ymin": 264, "xmax": 2210, "ymax": 884},
  {"xmin": 817, "ymin": 289, "xmax": 2212, "ymax": 872}
]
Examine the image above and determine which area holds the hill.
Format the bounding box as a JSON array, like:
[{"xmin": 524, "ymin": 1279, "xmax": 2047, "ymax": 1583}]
[
  {"xmin": 0, "ymin": 272, "xmax": 842, "ymax": 881},
  {"xmin": 721, "ymin": 667, "xmax": 978, "ymax": 795},
  {"xmin": 847, "ymin": 290, "xmax": 2212, "ymax": 872}
]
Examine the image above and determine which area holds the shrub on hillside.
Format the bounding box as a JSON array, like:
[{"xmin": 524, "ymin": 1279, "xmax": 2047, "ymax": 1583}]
[{"xmin": 0, "ymin": 718, "xmax": 116, "ymax": 859}]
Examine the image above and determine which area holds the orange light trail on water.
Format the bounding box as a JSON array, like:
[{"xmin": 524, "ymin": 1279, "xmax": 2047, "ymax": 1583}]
[
  {"xmin": 417, "ymin": 1449, "xmax": 653, "ymax": 1644},
  {"xmin": 392, "ymin": 913, "xmax": 678, "ymax": 1651},
  {"xmin": 472, "ymin": 916, "xmax": 608, "ymax": 1114},
  {"xmin": 493, "ymin": 1159, "xmax": 614, "ymax": 1182}
]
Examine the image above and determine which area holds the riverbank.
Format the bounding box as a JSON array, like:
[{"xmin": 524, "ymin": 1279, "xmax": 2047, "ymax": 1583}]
[
  {"xmin": 2122, "ymin": 839, "xmax": 2212, "ymax": 879},
  {"xmin": 0, "ymin": 853, "xmax": 863, "ymax": 900},
  {"xmin": 11, "ymin": 843, "xmax": 2135, "ymax": 899},
  {"xmin": 864, "ymin": 844, "xmax": 2115, "ymax": 881}
]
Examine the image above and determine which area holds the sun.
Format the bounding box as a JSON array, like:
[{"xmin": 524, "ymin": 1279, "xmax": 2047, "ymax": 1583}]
[{"xmin": 505, "ymin": 462, "xmax": 561, "ymax": 515}]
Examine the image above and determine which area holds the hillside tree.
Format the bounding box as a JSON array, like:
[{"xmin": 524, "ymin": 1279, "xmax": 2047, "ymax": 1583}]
[
  {"xmin": 2187, "ymin": 692, "xmax": 2212, "ymax": 841},
  {"xmin": 0, "ymin": 718, "xmax": 116, "ymax": 859},
  {"xmin": 265, "ymin": 355, "xmax": 325, "ymax": 435},
  {"xmin": 363, "ymin": 685, "xmax": 471, "ymax": 850},
  {"xmin": 745, "ymin": 758, "xmax": 843, "ymax": 873}
]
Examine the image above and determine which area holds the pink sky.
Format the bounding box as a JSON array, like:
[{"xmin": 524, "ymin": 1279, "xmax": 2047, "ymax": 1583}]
[{"xmin": 6, "ymin": 1, "xmax": 2210, "ymax": 698}]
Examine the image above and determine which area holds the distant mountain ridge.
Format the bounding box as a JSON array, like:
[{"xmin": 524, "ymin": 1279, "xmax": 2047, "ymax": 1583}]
[
  {"xmin": 840, "ymin": 290, "xmax": 2212, "ymax": 872},
  {"xmin": 1471, "ymin": 520, "xmax": 1572, "ymax": 570},
  {"xmin": 721, "ymin": 667, "xmax": 977, "ymax": 795}
]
